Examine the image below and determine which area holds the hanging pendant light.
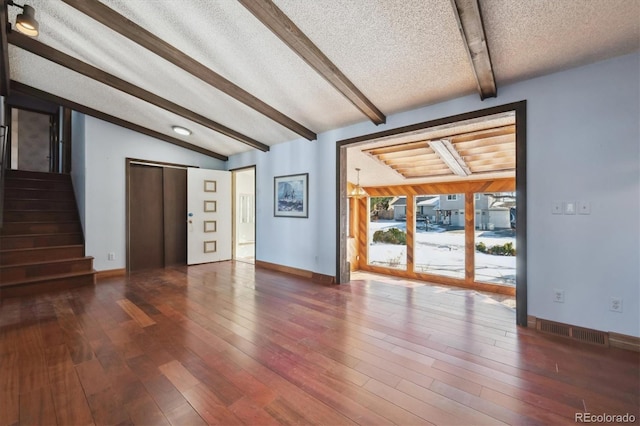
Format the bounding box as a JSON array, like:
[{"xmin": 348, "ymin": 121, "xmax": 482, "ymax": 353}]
[{"xmin": 349, "ymin": 168, "xmax": 368, "ymax": 198}]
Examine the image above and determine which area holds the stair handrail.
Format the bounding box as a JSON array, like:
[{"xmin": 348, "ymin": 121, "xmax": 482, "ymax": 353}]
[{"xmin": 0, "ymin": 125, "xmax": 7, "ymax": 228}]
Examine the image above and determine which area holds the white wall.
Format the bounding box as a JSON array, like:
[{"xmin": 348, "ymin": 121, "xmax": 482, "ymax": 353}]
[
  {"xmin": 76, "ymin": 116, "xmax": 225, "ymax": 271},
  {"xmin": 229, "ymin": 52, "xmax": 639, "ymax": 337}
]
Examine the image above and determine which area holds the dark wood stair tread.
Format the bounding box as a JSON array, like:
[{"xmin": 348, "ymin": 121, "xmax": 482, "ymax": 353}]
[
  {"xmin": 0, "ymin": 244, "xmax": 84, "ymax": 253},
  {"xmin": 2, "ymin": 210, "xmax": 77, "ymax": 215},
  {"xmin": 1, "ymin": 170, "xmax": 93, "ymax": 298},
  {"xmin": 0, "ymin": 232, "xmax": 82, "ymax": 241},
  {"xmin": 4, "ymin": 171, "xmax": 70, "ymax": 180},
  {"xmin": 1, "ymin": 220, "xmax": 79, "ymax": 224},
  {"xmin": 0, "ymin": 270, "xmax": 96, "ymax": 288},
  {"xmin": 3, "ymin": 197, "xmax": 75, "ymax": 201},
  {"xmin": 0, "ymin": 222, "xmax": 82, "ymax": 235},
  {"xmin": 1, "ymin": 257, "xmax": 95, "ymax": 285},
  {"xmin": 1, "ymin": 232, "xmax": 83, "ymax": 239},
  {"xmin": 0, "ymin": 256, "xmax": 94, "ymax": 269}
]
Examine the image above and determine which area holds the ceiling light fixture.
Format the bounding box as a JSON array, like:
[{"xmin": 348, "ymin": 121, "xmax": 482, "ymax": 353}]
[
  {"xmin": 172, "ymin": 125, "xmax": 192, "ymax": 136},
  {"xmin": 349, "ymin": 168, "xmax": 368, "ymax": 198},
  {"xmin": 428, "ymin": 139, "xmax": 471, "ymax": 177},
  {"xmin": 7, "ymin": 1, "xmax": 39, "ymax": 37}
]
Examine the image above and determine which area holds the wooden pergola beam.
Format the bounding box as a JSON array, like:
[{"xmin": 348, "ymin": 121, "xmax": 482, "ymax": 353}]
[
  {"xmin": 239, "ymin": 0, "xmax": 386, "ymax": 125},
  {"xmin": 451, "ymin": 0, "xmax": 497, "ymax": 99},
  {"xmin": 61, "ymin": 0, "xmax": 317, "ymax": 142},
  {"xmin": 8, "ymin": 31, "xmax": 270, "ymax": 152}
]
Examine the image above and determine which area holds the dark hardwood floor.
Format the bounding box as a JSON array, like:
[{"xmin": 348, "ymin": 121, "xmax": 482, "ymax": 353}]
[{"xmin": 1, "ymin": 261, "xmax": 638, "ymax": 425}]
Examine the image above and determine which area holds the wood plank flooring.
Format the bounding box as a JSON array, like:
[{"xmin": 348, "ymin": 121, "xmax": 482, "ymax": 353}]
[{"xmin": 1, "ymin": 261, "xmax": 638, "ymax": 425}]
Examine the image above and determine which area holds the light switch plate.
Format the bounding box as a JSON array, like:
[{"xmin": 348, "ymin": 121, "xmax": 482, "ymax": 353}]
[
  {"xmin": 552, "ymin": 201, "xmax": 563, "ymax": 215},
  {"xmin": 577, "ymin": 201, "xmax": 591, "ymax": 215},
  {"xmin": 564, "ymin": 201, "xmax": 576, "ymax": 215}
]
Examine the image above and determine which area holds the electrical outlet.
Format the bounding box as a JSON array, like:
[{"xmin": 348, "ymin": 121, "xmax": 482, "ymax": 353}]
[
  {"xmin": 610, "ymin": 297, "xmax": 623, "ymax": 313},
  {"xmin": 108, "ymin": 252, "xmax": 115, "ymax": 261},
  {"xmin": 554, "ymin": 289, "xmax": 565, "ymax": 303},
  {"xmin": 577, "ymin": 201, "xmax": 591, "ymax": 215}
]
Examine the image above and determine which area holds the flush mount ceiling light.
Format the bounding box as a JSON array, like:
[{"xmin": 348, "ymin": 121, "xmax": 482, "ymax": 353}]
[
  {"xmin": 348, "ymin": 167, "xmax": 368, "ymax": 198},
  {"xmin": 172, "ymin": 125, "xmax": 192, "ymax": 136},
  {"xmin": 428, "ymin": 139, "xmax": 471, "ymax": 177},
  {"xmin": 7, "ymin": 1, "xmax": 39, "ymax": 37}
]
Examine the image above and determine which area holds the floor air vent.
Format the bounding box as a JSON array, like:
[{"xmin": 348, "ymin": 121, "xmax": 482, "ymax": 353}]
[{"xmin": 536, "ymin": 319, "xmax": 609, "ymax": 346}]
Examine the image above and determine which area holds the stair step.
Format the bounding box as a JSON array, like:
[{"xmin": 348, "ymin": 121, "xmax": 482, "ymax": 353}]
[
  {"xmin": 0, "ymin": 245, "xmax": 85, "ymax": 264},
  {"xmin": 0, "ymin": 270, "xmax": 96, "ymax": 299},
  {"xmin": 4, "ymin": 188, "xmax": 74, "ymax": 200},
  {"xmin": 2, "ymin": 210, "xmax": 79, "ymax": 222},
  {"xmin": 3, "ymin": 198, "xmax": 77, "ymax": 210},
  {"xmin": 1, "ymin": 222, "xmax": 81, "ymax": 236},
  {"xmin": 0, "ymin": 233, "xmax": 84, "ymax": 249},
  {"xmin": 5, "ymin": 170, "xmax": 70, "ymax": 181},
  {"xmin": 1, "ymin": 257, "xmax": 94, "ymax": 283},
  {"xmin": 4, "ymin": 178, "xmax": 73, "ymax": 191},
  {"xmin": 1, "ymin": 170, "xmax": 92, "ymax": 299}
]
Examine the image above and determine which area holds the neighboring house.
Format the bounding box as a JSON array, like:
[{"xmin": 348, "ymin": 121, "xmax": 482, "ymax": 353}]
[
  {"xmin": 416, "ymin": 196, "xmax": 439, "ymax": 221},
  {"xmin": 391, "ymin": 197, "xmax": 406, "ymax": 220},
  {"xmin": 436, "ymin": 193, "xmax": 515, "ymax": 229},
  {"xmin": 391, "ymin": 196, "xmax": 438, "ymax": 221},
  {"xmin": 437, "ymin": 194, "xmax": 465, "ymax": 227},
  {"xmin": 476, "ymin": 193, "xmax": 516, "ymax": 230}
]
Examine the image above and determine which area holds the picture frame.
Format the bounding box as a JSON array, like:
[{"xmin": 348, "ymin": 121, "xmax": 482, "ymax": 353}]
[
  {"xmin": 204, "ymin": 180, "xmax": 217, "ymax": 192},
  {"xmin": 203, "ymin": 240, "xmax": 217, "ymax": 253},
  {"xmin": 274, "ymin": 173, "xmax": 308, "ymax": 218},
  {"xmin": 204, "ymin": 220, "xmax": 217, "ymax": 233},
  {"xmin": 204, "ymin": 200, "xmax": 217, "ymax": 212}
]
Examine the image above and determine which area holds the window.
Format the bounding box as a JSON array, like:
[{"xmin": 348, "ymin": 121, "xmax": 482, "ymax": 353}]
[
  {"xmin": 368, "ymin": 196, "xmax": 406, "ymax": 270},
  {"xmin": 413, "ymin": 194, "xmax": 465, "ymax": 279},
  {"xmin": 474, "ymin": 191, "xmax": 516, "ymax": 286}
]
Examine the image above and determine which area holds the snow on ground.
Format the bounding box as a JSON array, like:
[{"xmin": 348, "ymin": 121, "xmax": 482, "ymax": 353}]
[{"xmin": 367, "ymin": 220, "xmax": 515, "ymax": 286}]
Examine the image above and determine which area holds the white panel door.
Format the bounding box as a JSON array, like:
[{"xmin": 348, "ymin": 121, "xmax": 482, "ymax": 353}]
[{"xmin": 187, "ymin": 168, "xmax": 232, "ymax": 265}]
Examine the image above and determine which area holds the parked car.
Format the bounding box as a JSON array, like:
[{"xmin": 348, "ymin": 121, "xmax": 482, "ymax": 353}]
[{"xmin": 510, "ymin": 207, "xmax": 517, "ymax": 230}]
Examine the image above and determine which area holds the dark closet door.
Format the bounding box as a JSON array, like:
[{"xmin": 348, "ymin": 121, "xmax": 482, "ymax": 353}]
[
  {"xmin": 129, "ymin": 164, "xmax": 164, "ymax": 271},
  {"xmin": 163, "ymin": 167, "xmax": 187, "ymax": 265}
]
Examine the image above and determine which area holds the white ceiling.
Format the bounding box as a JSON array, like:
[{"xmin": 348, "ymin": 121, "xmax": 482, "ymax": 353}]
[{"xmin": 5, "ymin": 0, "xmax": 640, "ymax": 163}]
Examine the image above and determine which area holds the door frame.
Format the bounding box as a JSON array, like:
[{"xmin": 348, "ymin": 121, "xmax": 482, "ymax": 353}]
[
  {"xmin": 125, "ymin": 158, "xmax": 196, "ymax": 271},
  {"xmin": 6, "ymin": 106, "xmax": 59, "ymax": 172},
  {"xmin": 231, "ymin": 165, "xmax": 257, "ymax": 263},
  {"xmin": 336, "ymin": 101, "xmax": 528, "ymax": 326}
]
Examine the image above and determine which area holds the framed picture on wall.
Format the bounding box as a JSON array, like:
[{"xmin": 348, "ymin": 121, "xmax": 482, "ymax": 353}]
[{"xmin": 274, "ymin": 173, "xmax": 308, "ymax": 218}]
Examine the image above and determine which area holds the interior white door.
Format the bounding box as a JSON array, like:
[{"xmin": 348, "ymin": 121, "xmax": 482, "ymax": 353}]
[{"xmin": 187, "ymin": 168, "xmax": 232, "ymax": 265}]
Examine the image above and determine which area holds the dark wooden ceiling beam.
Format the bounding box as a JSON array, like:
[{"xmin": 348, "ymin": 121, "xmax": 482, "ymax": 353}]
[
  {"xmin": 8, "ymin": 31, "xmax": 270, "ymax": 152},
  {"xmin": 10, "ymin": 80, "xmax": 228, "ymax": 161},
  {"xmin": 238, "ymin": 0, "xmax": 386, "ymax": 125},
  {"xmin": 60, "ymin": 0, "xmax": 317, "ymax": 142},
  {"xmin": 0, "ymin": 3, "xmax": 10, "ymax": 96},
  {"xmin": 451, "ymin": 0, "xmax": 497, "ymax": 99}
]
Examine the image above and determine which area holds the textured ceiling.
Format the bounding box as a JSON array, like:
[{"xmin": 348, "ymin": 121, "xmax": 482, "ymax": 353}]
[{"xmin": 5, "ymin": 0, "xmax": 639, "ymax": 160}]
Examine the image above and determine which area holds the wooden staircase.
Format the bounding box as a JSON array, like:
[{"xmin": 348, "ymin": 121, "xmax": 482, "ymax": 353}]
[{"xmin": 0, "ymin": 170, "xmax": 95, "ymax": 298}]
